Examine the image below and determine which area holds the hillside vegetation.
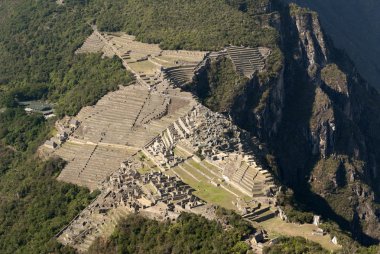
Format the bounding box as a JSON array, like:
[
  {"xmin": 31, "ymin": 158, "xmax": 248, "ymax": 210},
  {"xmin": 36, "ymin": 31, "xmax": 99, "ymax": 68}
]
[
  {"xmin": 263, "ymin": 236, "xmax": 328, "ymax": 254},
  {"xmin": 91, "ymin": 0, "xmax": 278, "ymax": 50},
  {"xmin": 89, "ymin": 211, "xmax": 253, "ymax": 254},
  {"xmin": 1, "ymin": 0, "xmax": 378, "ymax": 253},
  {"xmin": 0, "ymin": 1, "xmax": 130, "ymax": 253},
  {"xmin": 0, "ymin": 0, "xmax": 280, "ymax": 253}
]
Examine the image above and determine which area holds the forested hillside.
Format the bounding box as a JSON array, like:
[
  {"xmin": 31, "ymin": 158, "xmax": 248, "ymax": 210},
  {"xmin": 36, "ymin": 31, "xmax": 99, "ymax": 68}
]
[
  {"xmin": 90, "ymin": 0, "xmax": 278, "ymax": 50},
  {"xmin": 1, "ymin": 0, "xmax": 380, "ymax": 253},
  {"xmin": 89, "ymin": 212, "xmax": 331, "ymax": 254},
  {"xmin": 0, "ymin": 1, "xmax": 131, "ymax": 253},
  {"xmin": 0, "ymin": 0, "xmax": 280, "ymax": 253},
  {"xmin": 89, "ymin": 211, "xmax": 254, "ymax": 254}
]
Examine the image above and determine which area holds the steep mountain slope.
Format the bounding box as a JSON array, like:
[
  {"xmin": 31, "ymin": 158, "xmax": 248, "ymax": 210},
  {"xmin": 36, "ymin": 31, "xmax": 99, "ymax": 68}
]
[
  {"xmin": 272, "ymin": 4, "xmax": 380, "ymax": 244},
  {"xmin": 0, "ymin": 0, "xmax": 379, "ymax": 252},
  {"xmin": 286, "ymin": 0, "xmax": 380, "ymax": 91},
  {"xmin": 193, "ymin": 2, "xmax": 380, "ymax": 246}
]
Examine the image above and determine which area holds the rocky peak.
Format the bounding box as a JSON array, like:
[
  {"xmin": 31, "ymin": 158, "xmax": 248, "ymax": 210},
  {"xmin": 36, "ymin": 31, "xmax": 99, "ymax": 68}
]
[
  {"xmin": 190, "ymin": 1, "xmax": 380, "ymax": 245},
  {"xmin": 290, "ymin": 4, "xmax": 328, "ymax": 79}
]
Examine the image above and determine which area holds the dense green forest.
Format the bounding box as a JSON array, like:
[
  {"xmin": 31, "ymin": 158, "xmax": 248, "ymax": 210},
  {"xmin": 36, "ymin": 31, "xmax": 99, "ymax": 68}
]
[
  {"xmin": 88, "ymin": 210, "xmax": 253, "ymax": 254},
  {"xmin": 0, "ymin": 0, "xmax": 131, "ymax": 253},
  {"xmin": 192, "ymin": 57, "xmax": 249, "ymax": 112},
  {"xmin": 91, "ymin": 0, "xmax": 278, "ymax": 50},
  {"xmin": 0, "ymin": 156, "xmax": 98, "ymax": 253},
  {"xmin": 263, "ymin": 237, "xmax": 328, "ymax": 254}
]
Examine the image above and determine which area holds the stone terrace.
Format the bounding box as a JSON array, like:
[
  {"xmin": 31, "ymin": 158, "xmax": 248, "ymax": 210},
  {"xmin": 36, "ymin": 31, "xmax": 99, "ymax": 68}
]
[
  {"xmin": 54, "ymin": 84, "xmax": 197, "ymax": 190},
  {"xmin": 90, "ymin": 29, "xmax": 208, "ymax": 89},
  {"xmin": 162, "ymin": 64, "xmax": 198, "ymax": 87},
  {"xmin": 56, "ymin": 142, "xmax": 137, "ymax": 190},
  {"xmin": 75, "ymin": 31, "xmax": 114, "ymax": 57},
  {"xmin": 142, "ymin": 105, "xmax": 276, "ymax": 197},
  {"xmin": 227, "ymin": 46, "xmax": 265, "ymax": 78},
  {"xmin": 103, "ymin": 33, "xmax": 162, "ymax": 63},
  {"xmin": 57, "ymin": 159, "xmax": 206, "ymax": 252}
]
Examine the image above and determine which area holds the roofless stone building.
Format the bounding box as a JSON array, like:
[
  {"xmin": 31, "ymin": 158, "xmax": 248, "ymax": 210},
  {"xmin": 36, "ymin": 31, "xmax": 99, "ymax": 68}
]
[{"xmin": 45, "ymin": 27, "xmax": 278, "ymax": 252}]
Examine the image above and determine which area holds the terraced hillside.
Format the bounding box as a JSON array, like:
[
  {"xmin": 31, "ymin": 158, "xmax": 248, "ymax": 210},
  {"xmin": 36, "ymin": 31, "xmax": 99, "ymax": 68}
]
[{"xmin": 50, "ymin": 29, "xmax": 287, "ymax": 252}]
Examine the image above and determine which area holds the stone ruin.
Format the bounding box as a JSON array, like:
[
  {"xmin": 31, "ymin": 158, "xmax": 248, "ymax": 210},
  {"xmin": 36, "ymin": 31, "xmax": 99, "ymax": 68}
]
[
  {"xmin": 57, "ymin": 157, "xmax": 206, "ymax": 252},
  {"xmin": 143, "ymin": 105, "xmax": 276, "ymax": 199},
  {"xmin": 50, "ymin": 83, "xmax": 196, "ymax": 190},
  {"xmin": 77, "ymin": 27, "xmax": 270, "ymax": 88},
  {"xmin": 75, "ymin": 31, "xmax": 114, "ymax": 57},
  {"xmin": 227, "ymin": 46, "xmax": 268, "ymax": 78},
  {"xmin": 52, "ymin": 27, "xmax": 280, "ymax": 252},
  {"xmin": 42, "ymin": 117, "xmax": 79, "ymax": 152}
]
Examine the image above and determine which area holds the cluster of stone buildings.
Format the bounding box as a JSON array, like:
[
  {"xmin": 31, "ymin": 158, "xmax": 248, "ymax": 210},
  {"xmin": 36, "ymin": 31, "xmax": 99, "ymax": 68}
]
[
  {"xmin": 43, "ymin": 117, "xmax": 79, "ymax": 150},
  {"xmin": 53, "ymin": 27, "xmax": 281, "ymax": 253},
  {"xmin": 143, "ymin": 104, "xmax": 276, "ymax": 199},
  {"xmin": 118, "ymin": 159, "xmax": 204, "ymax": 212},
  {"xmin": 57, "ymin": 157, "xmax": 205, "ymax": 250}
]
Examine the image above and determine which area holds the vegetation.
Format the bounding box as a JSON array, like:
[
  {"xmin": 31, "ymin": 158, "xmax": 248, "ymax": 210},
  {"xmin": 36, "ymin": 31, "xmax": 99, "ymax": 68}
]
[
  {"xmin": 276, "ymin": 188, "xmax": 314, "ymax": 224},
  {"xmin": 289, "ymin": 3, "xmax": 317, "ymax": 17},
  {"xmin": 0, "ymin": 106, "xmax": 97, "ymax": 254},
  {"xmin": 0, "ymin": 109, "xmax": 52, "ymax": 153},
  {"xmin": 192, "ymin": 57, "xmax": 249, "ymax": 112},
  {"xmin": 215, "ymin": 207, "xmax": 254, "ymax": 236},
  {"xmin": 53, "ymin": 55, "xmax": 133, "ymax": 117},
  {"xmin": 263, "ymin": 236, "xmax": 328, "ymax": 254},
  {"xmin": 0, "ymin": 150, "xmax": 97, "ymax": 253},
  {"xmin": 89, "ymin": 212, "xmax": 252, "ymax": 254},
  {"xmin": 0, "ymin": 0, "xmax": 132, "ymax": 110},
  {"xmin": 91, "ymin": 0, "xmax": 278, "ymax": 51},
  {"xmin": 321, "ymin": 64, "xmax": 348, "ymax": 93}
]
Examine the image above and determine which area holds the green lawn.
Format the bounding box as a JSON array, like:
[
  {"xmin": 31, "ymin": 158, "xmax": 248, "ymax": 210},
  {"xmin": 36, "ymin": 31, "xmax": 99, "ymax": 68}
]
[{"xmin": 170, "ymin": 162, "xmax": 237, "ymax": 210}]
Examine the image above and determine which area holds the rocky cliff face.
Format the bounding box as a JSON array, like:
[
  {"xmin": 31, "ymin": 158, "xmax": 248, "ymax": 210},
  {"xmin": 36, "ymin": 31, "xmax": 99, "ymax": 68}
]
[
  {"xmin": 194, "ymin": 2, "xmax": 380, "ymax": 245},
  {"xmin": 270, "ymin": 4, "xmax": 380, "ymax": 244},
  {"xmin": 271, "ymin": 5, "xmax": 380, "ymax": 243},
  {"xmin": 286, "ymin": 0, "xmax": 380, "ymax": 92}
]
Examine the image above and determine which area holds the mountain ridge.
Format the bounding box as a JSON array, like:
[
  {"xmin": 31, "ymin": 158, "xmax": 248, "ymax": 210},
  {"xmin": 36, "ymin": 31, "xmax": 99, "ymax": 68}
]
[
  {"xmin": 285, "ymin": 0, "xmax": 380, "ymax": 91},
  {"xmin": 0, "ymin": 0, "xmax": 380, "ymax": 253}
]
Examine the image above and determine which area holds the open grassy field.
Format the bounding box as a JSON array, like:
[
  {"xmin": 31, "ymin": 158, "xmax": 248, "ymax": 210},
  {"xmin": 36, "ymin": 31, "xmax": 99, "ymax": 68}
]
[
  {"xmin": 129, "ymin": 61, "xmax": 157, "ymax": 74},
  {"xmin": 172, "ymin": 164, "xmax": 237, "ymax": 210},
  {"xmin": 168, "ymin": 158, "xmax": 242, "ymax": 210},
  {"xmin": 260, "ymin": 217, "xmax": 342, "ymax": 252}
]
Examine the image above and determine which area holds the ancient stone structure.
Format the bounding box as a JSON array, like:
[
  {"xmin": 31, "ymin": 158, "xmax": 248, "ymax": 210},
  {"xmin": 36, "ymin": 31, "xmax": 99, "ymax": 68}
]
[
  {"xmin": 227, "ymin": 46, "xmax": 266, "ymax": 78},
  {"xmin": 53, "ymin": 29, "xmax": 278, "ymax": 252},
  {"xmin": 57, "ymin": 158, "xmax": 205, "ymax": 252},
  {"xmin": 53, "ymin": 84, "xmax": 197, "ymax": 190},
  {"xmin": 75, "ymin": 31, "xmax": 114, "ymax": 57},
  {"xmin": 144, "ymin": 105, "xmax": 276, "ymax": 197}
]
